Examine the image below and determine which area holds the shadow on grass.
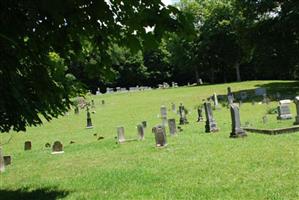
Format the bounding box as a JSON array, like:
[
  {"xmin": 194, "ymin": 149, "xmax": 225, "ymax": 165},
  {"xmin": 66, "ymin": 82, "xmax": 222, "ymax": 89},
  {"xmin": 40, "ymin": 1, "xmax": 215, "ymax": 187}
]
[
  {"xmin": 255, "ymin": 81, "xmax": 299, "ymax": 95},
  {"xmin": 0, "ymin": 188, "xmax": 69, "ymax": 200}
]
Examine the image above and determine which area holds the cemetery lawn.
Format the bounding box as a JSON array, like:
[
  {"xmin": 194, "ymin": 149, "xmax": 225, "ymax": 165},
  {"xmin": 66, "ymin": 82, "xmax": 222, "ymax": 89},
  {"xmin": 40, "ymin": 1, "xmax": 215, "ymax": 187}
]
[{"xmin": 1, "ymin": 80, "xmax": 299, "ymax": 200}]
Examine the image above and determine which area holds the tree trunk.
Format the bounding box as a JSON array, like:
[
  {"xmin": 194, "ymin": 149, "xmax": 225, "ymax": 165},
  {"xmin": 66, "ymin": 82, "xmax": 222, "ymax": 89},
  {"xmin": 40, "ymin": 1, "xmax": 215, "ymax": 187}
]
[{"xmin": 235, "ymin": 62, "xmax": 241, "ymax": 82}]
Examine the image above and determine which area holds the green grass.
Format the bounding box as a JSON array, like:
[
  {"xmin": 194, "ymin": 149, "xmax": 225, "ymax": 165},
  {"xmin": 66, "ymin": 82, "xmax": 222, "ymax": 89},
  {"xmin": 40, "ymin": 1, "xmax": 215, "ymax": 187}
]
[{"xmin": 1, "ymin": 80, "xmax": 299, "ymax": 199}]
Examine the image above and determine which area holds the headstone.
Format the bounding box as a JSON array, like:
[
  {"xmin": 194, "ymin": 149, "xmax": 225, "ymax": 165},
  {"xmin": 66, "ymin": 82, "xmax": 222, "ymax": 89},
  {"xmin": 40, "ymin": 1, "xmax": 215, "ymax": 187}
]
[
  {"xmin": 86, "ymin": 107, "xmax": 93, "ymax": 128},
  {"xmin": 52, "ymin": 141, "xmax": 64, "ymax": 154},
  {"xmin": 137, "ymin": 124, "xmax": 145, "ymax": 140},
  {"xmin": 91, "ymin": 99, "xmax": 95, "ymax": 109},
  {"xmin": 213, "ymin": 93, "xmax": 219, "ymax": 109},
  {"xmin": 160, "ymin": 105, "xmax": 168, "ymax": 127},
  {"xmin": 142, "ymin": 121, "xmax": 147, "ymax": 128},
  {"xmin": 153, "ymin": 125, "xmax": 167, "ymax": 147},
  {"xmin": 204, "ymin": 102, "xmax": 219, "ymax": 133},
  {"xmin": 3, "ymin": 156, "xmax": 11, "ymax": 166},
  {"xmin": 255, "ymin": 88, "xmax": 266, "ymax": 96},
  {"xmin": 24, "ymin": 141, "xmax": 32, "ymax": 151},
  {"xmin": 101, "ymin": 100, "xmax": 105, "ymax": 105},
  {"xmin": 179, "ymin": 103, "xmax": 188, "ymax": 125},
  {"xmin": 294, "ymin": 96, "xmax": 299, "ymax": 125},
  {"xmin": 117, "ymin": 127, "xmax": 126, "ymax": 143},
  {"xmin": 197, "ymin": 107, "xmax": 204, "ymax": 122},
  {"xmin": 74, "ymin": 106, "xmax": 79, "ymax": 115},
  {"xmin": 277, "ymin": 100, "xmax": 292, "ymax": 120},
  {"xmin": 262, "ymin": 115, "xmax": 268, "ymax": 124},
  {"xmin": 0, "ymin": 147, "xmax": 5, "ymax": 173},
  {"xmin": 171, "ymin": 103, "xmax": 176, "ymax": 112},
  {"xmin": 199, "ymin": 78, "xmax": 203, "ymax": 85},
  {"xmin": 230, "ymin": 104, "xmax": 247, "ymax": 138},
  {"xmin": 168, "ymin": 119, "xmax": 177, "ymax": 136},
  {"xmin": 227, "ymin": 87, "xmax": 234, "ymax": 105}
]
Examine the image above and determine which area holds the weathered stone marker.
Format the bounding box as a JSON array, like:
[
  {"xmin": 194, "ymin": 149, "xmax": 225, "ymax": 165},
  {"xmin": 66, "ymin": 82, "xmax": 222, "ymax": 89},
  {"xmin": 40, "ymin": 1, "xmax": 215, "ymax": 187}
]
[
  {"xmin": 137, "ymin": 124, "xmax": 145, "ymax": 140},
  {"xmin": 294, "ymin": 97, "xmax": 299, "ymax": 125},
  {"xmin": 24, "ymin": 141, "xmax": 32, "ymax": 151},
  {"xmin": 86, "ymin": 107, "xmax": 93, "ymax": 129},
  {"xmin": 179, "ymin": 103, "xmax": 188, "ymax": 125},
  {"xmin": 117, "ymin": 127, "xmax": 126, "ymax": 143},
  {"xmin": 168, "ymin": 119, "xmax": 177, "ymax": 136},
  {"xmin": 197, "ymin": 107, "xmax": 204, "ymax": 122},
  {"xmin": 171, "ymin": 103, "xmax": 176, "ymax": 112},
  {"xmin": 213, "ymin": 93, "xmax": 219, "ymax": 109},
  {"xmin": 52, "ymin": 141, "xmax": 64, "ymax": 154},
  {"xmin": 0, "ymin": 147, "xmax": 5, "ymax": 173},
  {"xmin": 3, "ymin": 156, "xmax": 11, "ymax": 166},
  {"xmin": 204, "ymin": 102, "xmax": 219, "ymax": 133},
  {"xmin": 153, "ymin": 125, "xmax": 167, "ymax": 147},
  {"xmin": 230, "ymin": 103, "xmax": 247, "ymax": 138},
  {"xmin": 277, "ymin": 100, "xmax": 292, "ymax": 120},
  {"xmin": 142, "ymin": 121, "xmax": 147, "ymax": 128},
  {"xmin": 160, "ymin": 105, "xmax": 168, "ymax": 127},
  {"xmin": 227, "ymin": 87, "xmax": 234, "ymax": 105},
  {"xmin": 101, "ymin": 100, "xmax": 105, "ymax": 105},
  {"xmin": 91, "ymin": 99, "xmax": 95, "ymax": 109}
]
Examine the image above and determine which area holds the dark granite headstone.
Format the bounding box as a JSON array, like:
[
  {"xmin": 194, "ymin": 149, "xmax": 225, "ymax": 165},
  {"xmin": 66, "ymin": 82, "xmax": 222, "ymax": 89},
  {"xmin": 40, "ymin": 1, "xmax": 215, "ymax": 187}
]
[
  {"xmin": 137, "ymin": 124, "xmax": 145, "ymax": 140},
  {"xmin": 277, "ymin": 100, "xmax": 292, "ymax": 120},
  {"xmin": 153, "ymin": 125, "xmax": 167, "ymax": 147},
  {"xmin": 204, "ymin": 102, "xmax": 219, "ymax": 133},
  {"xmin": 0, "ymin": 148, "xmax": 4, "ymax": 173},
  {"xmin": 117, "ymin": 127, "xmax": 126, "ymax": 143},
  {"xmin": 3, "ymin": 156, "xmax": 11, "ymax": 166},
  {"xmin": 24, "ymin": 141, "xmax": 32, "ymax": 151},
  {"xmin": 197, "ymin": 108, "xmax": 204, "ymax": 122},
  {"xmin": 179, "ymin": 103, "xmax": 188, "ymax": 125},
  {"xmin": 142, "ymin": 121, "xmax": 147, "ymax": 128},
  {"xmin": 294, "ymin": 96, "xmax": 299, "ymax": 125},
  {"xmin": 86, "ymin": 107, "xmax": 93, "ymax": 129},
  {"xmin": 52, "ymin": 141, "xmax": 63, "ymax": 153},
  {"xmin": 230, "ymin": 104, "xmax": 247, "ymax": 138},
  {"xmin": 168, "ymin": 119, "xmax": 177, "ymax": 136}
]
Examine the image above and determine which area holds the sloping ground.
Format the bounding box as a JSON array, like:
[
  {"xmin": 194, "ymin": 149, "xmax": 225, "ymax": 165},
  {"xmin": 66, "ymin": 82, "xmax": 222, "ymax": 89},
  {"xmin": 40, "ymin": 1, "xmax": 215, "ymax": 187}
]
[{"xmin": 1, "ymin": 80, "xmax": 299, "ymax": 199}]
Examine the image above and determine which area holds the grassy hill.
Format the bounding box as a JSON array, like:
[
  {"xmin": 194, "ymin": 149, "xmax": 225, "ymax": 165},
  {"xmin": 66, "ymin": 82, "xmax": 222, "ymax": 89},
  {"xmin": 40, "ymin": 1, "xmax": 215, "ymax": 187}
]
[{"xmin": 1, "ymin": 80, "xmax": 299, "ymax": 199}]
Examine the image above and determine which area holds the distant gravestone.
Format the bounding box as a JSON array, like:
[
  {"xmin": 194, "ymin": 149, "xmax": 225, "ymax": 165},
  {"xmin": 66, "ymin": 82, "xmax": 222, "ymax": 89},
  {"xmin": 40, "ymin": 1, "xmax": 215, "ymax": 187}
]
[
  {"xmin": 213, "ymin": 93, "xmax": 219, "ymax": 109},
  {"xmin": 199, "ymin": 78, "xmax": 203, "ymax": 85},
  {"xmin": 230, "ymin": 104, "xmax": 247, "ymax": 138},
  {"xmin": 171, "ymin": 103, "xmax": 176, "ymax": 112},
  {"xmin": 137, "ymin": 124, "xmax": 145, "ymax": 140},
  {"xmin": 153, "ymin": 125, "xmax": 167, "ymax": 147},
  {"xmin": 277, "ymin": 100, "xmax": 292, "ymax": 120},
  {"xmin": 227, "ymin": 87, "xmax": 234, "ymax": 105},
  {"xmin": 86, "ymin": 107, "xmax": 93, "ymax": 128},
  {"xmin": 0, "ymin": 147, "xmax": 5, "ymax": 173},
  {"xmin": 255, "ymin": 88, "xmax": 266, "ymax": 96},
  {"xmin": 204, "ymin": 102, "xmax": 219, "ymax": 133},
  {"xmin": 168, "ymin": 119, "xmax": 177, "ymax": 136},
  {"xmin": 91, "ymin": 99, "xmax": 95, "ymax": 109},
  {"xmin": 179, "ymin": 103, "xmax": 188, "ymax": 125},
  {"xmin": 142, "ymin": 121, "xmax": 147, "ymax": 128},
  {"xmin": 197, "ymin": 107, "xmax": 204, "ymax": 122},
  {"xmin": 294, "ymin": 96, "xmax": 299, "ymax": 125},
  {"xmin": 52, "ymin": 141, "xmax": 64, "ymax": 154},
  {"xmin": 24, "ymin": 141, "xmax": 32, "ymax": 151},
  {"xmin": 117, "ymin": 127, "xmax": 126, "ymax": 143},
  {"xmin": 160, "ymin": 105, "xmax": 168, "ymax": 127},
  {"xmin": 3, "ymin": 156, "xmax": 11, "ymax": 166},
  {"xmin": 262, "ymin": 115, "xmax": 268, "ymax": 124},
  {"xmin": 101, "ymin": 100, "xmax": 105, "ymax": 105}
]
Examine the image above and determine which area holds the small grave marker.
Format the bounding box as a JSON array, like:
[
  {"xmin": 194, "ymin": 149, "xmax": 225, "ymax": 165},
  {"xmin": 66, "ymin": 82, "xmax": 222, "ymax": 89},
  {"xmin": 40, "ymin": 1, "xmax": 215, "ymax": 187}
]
[
  {"xmin": 197, "ymin": 107, "xmax": 204, "ymax": 122},
  {"xmin": 179, "ymin": 103, "xmax": 188, "ymax": 125},
  {"xmin": 3, "ymin": 156, "xmax": 11, "ymax": 166},
  {"xmin": 137, "ymin": 124, "xmax": 145, "ymax": 140},
  {"xmin": 142, "ymin": 121, "xmax": 147, "ymax": 128},
  {"xmin": 0, "ymin": 148, "xmax": 5, "ymax": 173},
  {"xmin": 171, "ymin": 103, "xmax": 176, "ymax": 112},
  {"xmin": 24, "ymin": 141, "xmax": 32, "ymax": 151},
  {"xmin": 230, "ymin": 104, "xmax": 247, "ymax": 138},
  {"xmin": 117, "ymin": 127, "xmax": 126, "ymax": 143},
  {"xmin": 160, "ymin": 105, "xmax": 168, "ymax": 127},
  {"xmin": 86, "ymin": 107, "xmax": 93, "ymax": 129},
  {"xmin": 204, "ymin": 102, "xmax": 219, "ymax": 133},
  {"xmin": 52, "ymin": 141, "xmax": 64, "ymax": 154},
  {"xmin": 294, "ymin": 96, "xmax": 299, "ymax": 125},
  {"xmin": 227, "ymin": 87, "xmax": 234, "ymax": 105},
  {"xmin": 153, "ymin": 125, "xmax": 167, "ymax": 147},
  {"xmin": 168, "ymin": 119, "xmax": 177, "ymax": 136},
  {"xmin": 277, "ymin": 100, "xmax": 292, "ymax": 120}
]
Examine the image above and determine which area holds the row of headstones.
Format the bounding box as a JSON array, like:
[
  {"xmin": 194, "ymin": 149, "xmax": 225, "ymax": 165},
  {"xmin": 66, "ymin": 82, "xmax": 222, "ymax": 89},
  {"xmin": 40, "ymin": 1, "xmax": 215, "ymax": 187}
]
[
  {"xmin": 97, "ymin": 86, "xmax": 152, "ymax": 95},
  {"xmin": 158, "ymin": 82, "xmax": 179, "ymax": 89}
]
